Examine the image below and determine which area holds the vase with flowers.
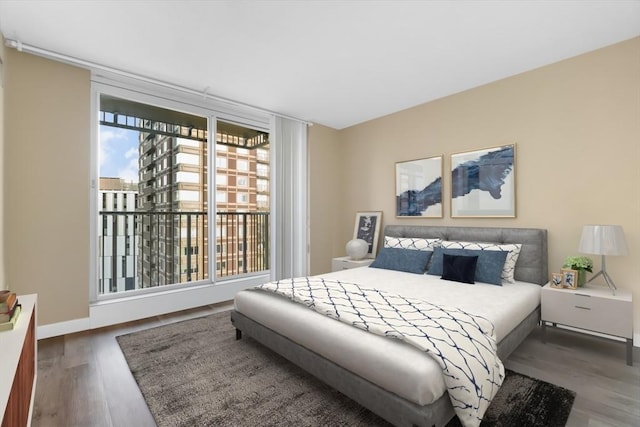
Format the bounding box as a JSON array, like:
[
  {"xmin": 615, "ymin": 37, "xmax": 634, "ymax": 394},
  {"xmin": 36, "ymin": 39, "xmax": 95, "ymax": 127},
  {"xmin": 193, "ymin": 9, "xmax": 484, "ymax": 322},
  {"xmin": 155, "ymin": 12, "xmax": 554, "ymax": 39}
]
[{"xmin": 563, "ymin": 255, "xmax": 593, "ymax": 287}]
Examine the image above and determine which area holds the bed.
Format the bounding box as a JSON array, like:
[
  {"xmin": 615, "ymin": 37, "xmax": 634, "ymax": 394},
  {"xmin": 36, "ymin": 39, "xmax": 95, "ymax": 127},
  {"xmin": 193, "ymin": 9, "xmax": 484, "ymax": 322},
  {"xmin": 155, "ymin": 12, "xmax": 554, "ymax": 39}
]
[{"xmin": 231, "ymin": 225, "xmax": 548, "ymax": 427}]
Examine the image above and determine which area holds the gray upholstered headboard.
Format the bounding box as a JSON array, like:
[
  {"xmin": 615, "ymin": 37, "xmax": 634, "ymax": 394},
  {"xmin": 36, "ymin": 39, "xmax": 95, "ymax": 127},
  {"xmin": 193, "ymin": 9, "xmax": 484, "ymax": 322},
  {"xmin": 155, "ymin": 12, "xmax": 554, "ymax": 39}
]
[{"xmin": 384, "ymin": 225, "xmax": 548, "ymax": 285}]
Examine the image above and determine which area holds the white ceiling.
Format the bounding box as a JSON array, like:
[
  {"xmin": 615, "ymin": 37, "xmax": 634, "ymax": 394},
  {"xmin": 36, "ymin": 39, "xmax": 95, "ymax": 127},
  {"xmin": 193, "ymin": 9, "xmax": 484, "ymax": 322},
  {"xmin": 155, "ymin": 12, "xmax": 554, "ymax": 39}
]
[{"xmin": 0, "ymin": 1, "xmax": 639, "ymax": 129}]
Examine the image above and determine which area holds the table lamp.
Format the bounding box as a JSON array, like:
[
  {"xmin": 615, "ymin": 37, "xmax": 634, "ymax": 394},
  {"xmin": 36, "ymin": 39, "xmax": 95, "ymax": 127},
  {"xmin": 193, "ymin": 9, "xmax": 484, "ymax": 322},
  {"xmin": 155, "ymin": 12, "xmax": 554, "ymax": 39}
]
[{"xmin": 578, "ymin": 225, "xmax": 628, "ymax": 294}]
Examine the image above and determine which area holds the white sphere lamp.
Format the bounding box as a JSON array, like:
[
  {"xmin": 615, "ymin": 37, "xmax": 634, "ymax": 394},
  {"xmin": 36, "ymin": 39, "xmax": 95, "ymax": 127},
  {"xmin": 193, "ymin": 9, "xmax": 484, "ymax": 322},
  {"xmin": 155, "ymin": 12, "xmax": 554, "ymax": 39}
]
[{"xmin": 346, "ymin": 239, "xmax": 369, "ymax": 260}]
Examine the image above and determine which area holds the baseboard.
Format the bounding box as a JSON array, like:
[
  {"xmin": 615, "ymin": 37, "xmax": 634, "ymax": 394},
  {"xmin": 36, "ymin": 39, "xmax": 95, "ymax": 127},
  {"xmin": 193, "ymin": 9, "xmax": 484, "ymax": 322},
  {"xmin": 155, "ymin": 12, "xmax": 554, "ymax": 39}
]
[
  {"xmin": 37, "ymin": 316, "xmax": 91, "ymax": 339},
  {"xmin": 37, "ymin": 275, "xmax": 268, "ymax": 339}
]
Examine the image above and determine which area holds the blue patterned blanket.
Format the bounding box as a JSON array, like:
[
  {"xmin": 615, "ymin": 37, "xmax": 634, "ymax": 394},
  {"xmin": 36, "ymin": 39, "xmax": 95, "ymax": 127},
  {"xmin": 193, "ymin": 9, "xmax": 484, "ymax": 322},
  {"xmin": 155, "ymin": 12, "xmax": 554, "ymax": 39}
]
[{"xmin": 257, "ymin": 277, "xmax": 504, "ymax": 427}]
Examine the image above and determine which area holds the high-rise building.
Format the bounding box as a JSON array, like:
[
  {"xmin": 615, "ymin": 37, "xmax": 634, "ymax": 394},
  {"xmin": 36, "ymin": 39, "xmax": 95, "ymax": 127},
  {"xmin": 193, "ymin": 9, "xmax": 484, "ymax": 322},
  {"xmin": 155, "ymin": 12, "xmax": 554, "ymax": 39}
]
[
  {"xmin": 98, "ymin": 177, "xmax": 138, "ymax": 293},
  {"xmin": 137, "ymin": 124, "xmax": 208, "ymax": 287}
]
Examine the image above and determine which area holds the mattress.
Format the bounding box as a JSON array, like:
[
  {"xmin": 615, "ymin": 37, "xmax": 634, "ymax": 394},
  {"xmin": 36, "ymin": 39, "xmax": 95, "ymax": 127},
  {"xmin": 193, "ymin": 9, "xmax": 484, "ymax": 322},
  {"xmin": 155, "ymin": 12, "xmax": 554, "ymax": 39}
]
[{"xmin": 233, "ymin": 266, "xmax": 541, "ymax": 406}]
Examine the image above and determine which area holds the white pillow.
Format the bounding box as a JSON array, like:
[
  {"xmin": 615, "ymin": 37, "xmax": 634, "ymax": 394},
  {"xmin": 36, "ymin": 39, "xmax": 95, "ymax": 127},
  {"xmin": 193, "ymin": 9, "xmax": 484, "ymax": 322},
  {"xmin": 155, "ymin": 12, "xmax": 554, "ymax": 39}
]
[
  {"xmin": 441, "ymin": 241, "xmax": 522, "ymax": 283},
  {"xmin": 384, "ymin": 236, "xmax": 442, "ymax": 251}
]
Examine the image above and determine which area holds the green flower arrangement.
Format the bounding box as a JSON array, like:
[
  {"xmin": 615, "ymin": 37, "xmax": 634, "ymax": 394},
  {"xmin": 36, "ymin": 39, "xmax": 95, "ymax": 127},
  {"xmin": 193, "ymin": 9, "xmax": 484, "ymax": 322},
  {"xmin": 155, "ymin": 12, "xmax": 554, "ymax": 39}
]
[{"xmin": 563, "ymin": 255, "xmax": 593, "ymax": 272}]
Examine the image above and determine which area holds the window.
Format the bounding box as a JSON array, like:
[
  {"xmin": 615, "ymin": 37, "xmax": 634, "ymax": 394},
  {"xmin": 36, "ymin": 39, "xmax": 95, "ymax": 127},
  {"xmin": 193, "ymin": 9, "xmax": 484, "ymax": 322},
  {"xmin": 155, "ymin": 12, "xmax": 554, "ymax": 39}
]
[
  {"xmin": 257, "ymin": 163, "xmax": 269, "ymax": 177},
  {"xmin": 216, "ymin": 157, "xmax": 227, "ymax": 169},
  {"xmin": 176, "ymin": 171, "xmax": 199, "ymax": 184},
  {"xmin": 237, "ymin": 159, "xmax": 249, "ymax": 171},
  {"xmin": 257, "ymin": 194, "xmax": 269, "ymax": 209},
  {"xmin": 97, "ymin": 93, "xmax": 208, "ymax": 296},
  {"xmin": 215, "ymin": 120, "xmax": 271, "ymax": 278},
  {"xmin": 256, "ymin": 148, "xmax": 269, "ymax": 162},
  {"xmin": 184, "ymin": 246, "xmax": 199, "ymax": 255},
  {"xmin": 93, "ymin": 83, "xmax": 283, "ymax": 305},
  {"xmin": 176, "ymin": 152, "xmax": 199, "ymax": 165}
]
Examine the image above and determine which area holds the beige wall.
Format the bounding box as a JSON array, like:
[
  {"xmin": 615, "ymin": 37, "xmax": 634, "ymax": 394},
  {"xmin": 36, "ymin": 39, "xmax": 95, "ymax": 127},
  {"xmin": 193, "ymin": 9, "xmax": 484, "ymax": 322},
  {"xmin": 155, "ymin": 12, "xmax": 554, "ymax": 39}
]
[
  {"xmin": 4, "ymin": 49, "xmax": 90, "ymax": 324},
  {"xmin": 308, "ymin": 124, "xmax": 344, "ymax": 274},
  {"xmin": 0, "ymin": 34, "xmax": 5, "ymax": 291},
  {"xmin": 309, "ymin": 37, "xmax": 640, "ymax": 336}
]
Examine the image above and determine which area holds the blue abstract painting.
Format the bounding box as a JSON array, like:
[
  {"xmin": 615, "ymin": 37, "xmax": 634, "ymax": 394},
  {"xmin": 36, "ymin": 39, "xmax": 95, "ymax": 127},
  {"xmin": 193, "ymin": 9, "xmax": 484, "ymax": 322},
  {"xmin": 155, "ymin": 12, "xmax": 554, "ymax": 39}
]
[
  {"xmin": 451, "ymin": 145, "xmax": 515, "ymax": 217},
  {"xmin": 396, "ymin": 156, "xmax": 443, "ymax": 217}
]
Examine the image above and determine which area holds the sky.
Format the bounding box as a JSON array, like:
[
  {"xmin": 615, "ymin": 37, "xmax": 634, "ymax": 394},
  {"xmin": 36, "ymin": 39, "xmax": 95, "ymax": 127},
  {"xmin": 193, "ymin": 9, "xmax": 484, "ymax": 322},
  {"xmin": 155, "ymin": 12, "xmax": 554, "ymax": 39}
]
[{"xmin": 99, "ymin": 126, "xmax": 139, "ymax": 183}]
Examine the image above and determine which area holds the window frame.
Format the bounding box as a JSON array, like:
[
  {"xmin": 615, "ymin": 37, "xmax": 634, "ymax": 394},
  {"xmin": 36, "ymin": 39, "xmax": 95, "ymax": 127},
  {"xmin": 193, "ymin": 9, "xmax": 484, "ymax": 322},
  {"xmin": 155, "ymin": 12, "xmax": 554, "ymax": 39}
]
[{"xmin": 90, "ymin": 75, "xmax": 273, "ymax": 303}]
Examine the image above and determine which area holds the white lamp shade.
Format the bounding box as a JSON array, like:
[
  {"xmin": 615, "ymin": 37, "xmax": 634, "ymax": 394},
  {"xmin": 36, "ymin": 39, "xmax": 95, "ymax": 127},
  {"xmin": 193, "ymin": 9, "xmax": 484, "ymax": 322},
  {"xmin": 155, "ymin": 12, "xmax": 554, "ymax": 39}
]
[{"xmin": 578, "ymin": 225, "xmax": 628, "ymax": 256}]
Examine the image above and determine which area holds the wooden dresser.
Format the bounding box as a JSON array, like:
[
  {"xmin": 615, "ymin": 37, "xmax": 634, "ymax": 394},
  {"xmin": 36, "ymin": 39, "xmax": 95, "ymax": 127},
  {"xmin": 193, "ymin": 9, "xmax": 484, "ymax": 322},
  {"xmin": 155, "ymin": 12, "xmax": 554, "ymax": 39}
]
[{"xmin": 0, "ymin": 294, "xmax": 37, "ymax": 427}]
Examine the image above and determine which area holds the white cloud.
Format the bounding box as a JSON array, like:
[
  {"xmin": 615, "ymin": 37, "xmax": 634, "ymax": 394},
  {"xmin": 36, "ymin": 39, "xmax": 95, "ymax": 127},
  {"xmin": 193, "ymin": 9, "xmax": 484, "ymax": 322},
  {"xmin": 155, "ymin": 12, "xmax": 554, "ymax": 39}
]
[
  {"xmin": 99, "ymin": 127, "xmax": 140, "ymax": 180},
  {"xmin": 119, "ymin": 156, "xmax": 140, "ymax": 183},
  {"xmin": 124, "ymin": 147, "xmax": 138, "ymax": 159},
  {"xmin": 99, "ymin": 127, "xmax": 129, "ymax": 168}
]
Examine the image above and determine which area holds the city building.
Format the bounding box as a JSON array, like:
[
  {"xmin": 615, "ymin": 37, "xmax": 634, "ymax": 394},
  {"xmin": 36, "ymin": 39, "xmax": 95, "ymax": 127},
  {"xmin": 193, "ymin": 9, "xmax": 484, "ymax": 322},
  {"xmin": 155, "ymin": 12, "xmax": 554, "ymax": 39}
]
[{"xmin": 98, "ymin": 177, "xmax": 138, "ymax": 293}]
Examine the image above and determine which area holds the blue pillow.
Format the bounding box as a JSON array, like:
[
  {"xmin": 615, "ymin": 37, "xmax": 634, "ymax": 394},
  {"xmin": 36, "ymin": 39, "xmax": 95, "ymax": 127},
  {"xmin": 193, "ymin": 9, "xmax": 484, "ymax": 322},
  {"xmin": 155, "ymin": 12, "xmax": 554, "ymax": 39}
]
[
  {"xmin": 441, "ymin": 254, "xmax": 478, "ymax": 284},
  {"xmin": 370, "ymin": 247, "xmax": 433, "ymax": 274},
  {"xmin": 428, "ymin": 247, "xmax": 508, "ymax": 285}
]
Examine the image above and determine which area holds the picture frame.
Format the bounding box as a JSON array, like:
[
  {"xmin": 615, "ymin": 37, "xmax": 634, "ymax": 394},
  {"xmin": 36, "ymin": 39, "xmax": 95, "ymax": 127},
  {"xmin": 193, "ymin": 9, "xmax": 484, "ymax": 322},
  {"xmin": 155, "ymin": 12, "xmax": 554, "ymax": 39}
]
[
  {"xmin": 550, "ymin": 273, "xmax": 564, "ymax": 289},
  {"xmin": 353, "ymin": 211, "xmax": 382, "ymax": 258},
  {"xmin": 561, "ymin": 268, "xmax": 578, "ymax": 290},
  {"xmin": 395, "ymin": 156, "xmax": 443, "ymax": 218},
  {"xmin": 450, "ymin": 144, "xmax": 516, "ymax": 218}
]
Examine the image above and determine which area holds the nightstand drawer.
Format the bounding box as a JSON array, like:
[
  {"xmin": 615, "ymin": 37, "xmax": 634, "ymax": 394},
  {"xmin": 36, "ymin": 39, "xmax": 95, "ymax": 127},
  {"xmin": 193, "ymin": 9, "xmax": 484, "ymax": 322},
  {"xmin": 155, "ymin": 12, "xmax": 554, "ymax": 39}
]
[
  {"xmin": 542, "ymin": 288, "xmax": 632, "ymax": 338},
  {"xmin": 331, "ymin": 256, "xmax": 374, "ymax": 271}
]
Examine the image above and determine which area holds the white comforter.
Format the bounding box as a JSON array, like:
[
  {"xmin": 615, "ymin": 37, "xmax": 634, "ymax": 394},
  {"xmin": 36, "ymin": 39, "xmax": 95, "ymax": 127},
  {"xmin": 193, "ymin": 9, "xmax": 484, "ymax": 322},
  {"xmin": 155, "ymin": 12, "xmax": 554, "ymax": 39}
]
[
  {"xmin": 258, "ymin": 277, "xmax": 504, "ymax": 427},
  {"xmin": 234, "ymin": 267, "xmax": 540, "ymax": 410}
]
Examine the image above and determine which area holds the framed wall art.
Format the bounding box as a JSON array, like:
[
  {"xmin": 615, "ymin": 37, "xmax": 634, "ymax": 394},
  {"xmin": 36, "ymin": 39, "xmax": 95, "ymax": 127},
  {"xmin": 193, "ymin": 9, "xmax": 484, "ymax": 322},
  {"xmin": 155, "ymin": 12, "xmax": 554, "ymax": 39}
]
[
  {"xmin": 353, "ymin": 211, "xmax": 382, "ymax": 258},
  {"xmin": 450, "ymin": 144, "xmax": 516, "ymax": 218},
  {"xmin": 395, "ymin": 156, "xmax": 443, "ymax": 218}
]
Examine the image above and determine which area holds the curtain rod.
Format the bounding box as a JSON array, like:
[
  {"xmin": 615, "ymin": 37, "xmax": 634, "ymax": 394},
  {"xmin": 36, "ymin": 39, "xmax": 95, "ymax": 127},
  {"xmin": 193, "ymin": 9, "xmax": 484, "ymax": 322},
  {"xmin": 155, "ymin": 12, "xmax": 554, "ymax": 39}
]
[{"xmin": 4, "ymin": 38, "xmax": 312, "ymax": 126}]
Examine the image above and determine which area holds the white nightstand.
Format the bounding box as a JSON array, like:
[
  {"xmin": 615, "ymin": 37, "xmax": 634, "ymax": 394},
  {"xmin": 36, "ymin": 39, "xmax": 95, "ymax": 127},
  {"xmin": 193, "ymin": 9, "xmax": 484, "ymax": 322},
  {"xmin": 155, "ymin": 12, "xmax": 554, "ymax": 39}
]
[
  {"xmin": 331, "ymin": 256, "xmax": 374, "ymax": 272},
  {"xmin": 541, "ymin": 283, "xmax": 633, "ymax": 365}
]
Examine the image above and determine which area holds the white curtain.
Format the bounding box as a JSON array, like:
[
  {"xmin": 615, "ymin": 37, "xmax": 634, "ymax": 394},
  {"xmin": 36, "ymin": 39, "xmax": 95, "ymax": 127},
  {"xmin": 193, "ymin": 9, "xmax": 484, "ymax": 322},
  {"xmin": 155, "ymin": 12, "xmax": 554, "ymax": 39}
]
[{"xmin": 272, "ymin": 116, "xmax": 308, "ymax": 280}]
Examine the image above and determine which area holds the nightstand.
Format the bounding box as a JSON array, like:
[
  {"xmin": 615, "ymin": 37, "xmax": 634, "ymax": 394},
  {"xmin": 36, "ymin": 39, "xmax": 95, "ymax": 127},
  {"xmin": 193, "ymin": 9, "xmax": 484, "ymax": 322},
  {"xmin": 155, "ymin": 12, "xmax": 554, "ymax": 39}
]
[
  {"xmin": 331, "ymin": 256, "xmax": 374, "ymax": 272},
  {"xmin": 541, "ymin": 283, "xmax": 633, "ymax": 365}
]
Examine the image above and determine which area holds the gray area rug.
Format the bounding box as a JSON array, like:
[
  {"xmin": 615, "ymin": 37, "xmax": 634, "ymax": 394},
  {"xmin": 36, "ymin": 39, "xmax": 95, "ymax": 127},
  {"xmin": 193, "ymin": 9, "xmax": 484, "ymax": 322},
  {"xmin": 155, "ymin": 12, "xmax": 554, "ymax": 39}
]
[{"xmin": 117, "ymin": 311, "xmax": 575, "ymax": 427}]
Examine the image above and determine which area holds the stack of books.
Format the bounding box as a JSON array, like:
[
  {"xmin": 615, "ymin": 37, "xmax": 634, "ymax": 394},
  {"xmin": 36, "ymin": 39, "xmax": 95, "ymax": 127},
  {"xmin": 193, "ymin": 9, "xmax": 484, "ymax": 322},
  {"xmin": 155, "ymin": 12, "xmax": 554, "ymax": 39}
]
[{"xmin": 0, "ymin": 290, "xmax": 21, "ymax": 332}]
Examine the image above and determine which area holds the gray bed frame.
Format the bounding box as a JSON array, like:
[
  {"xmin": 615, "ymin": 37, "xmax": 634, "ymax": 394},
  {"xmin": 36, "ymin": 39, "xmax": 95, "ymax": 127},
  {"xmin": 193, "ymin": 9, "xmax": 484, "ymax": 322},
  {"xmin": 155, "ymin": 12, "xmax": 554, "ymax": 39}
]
[{"xmin": 231, "ymin": 225, "xmax": 548, "ymax": 427}]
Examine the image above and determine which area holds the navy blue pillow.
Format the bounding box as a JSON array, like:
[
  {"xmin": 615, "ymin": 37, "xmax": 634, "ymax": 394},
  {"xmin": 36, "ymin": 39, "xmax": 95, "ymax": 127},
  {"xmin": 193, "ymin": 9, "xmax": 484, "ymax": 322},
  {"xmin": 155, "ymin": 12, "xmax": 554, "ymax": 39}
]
[
  {"xmin": 441, "ymin": 254, "xmax": 478, "ymax": 284},
  {"xmin": 370, "ymin": 248, "xmax": 433, "ymax": 274},
  {"xmin": 428, "ymin": 247, "xmax": 508, "ymax": 285}
]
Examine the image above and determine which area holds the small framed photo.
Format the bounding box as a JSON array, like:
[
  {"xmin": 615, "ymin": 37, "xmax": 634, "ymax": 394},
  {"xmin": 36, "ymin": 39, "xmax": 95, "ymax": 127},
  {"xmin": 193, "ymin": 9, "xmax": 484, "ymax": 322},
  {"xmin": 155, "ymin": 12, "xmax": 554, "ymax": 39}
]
[
  {"xmin": 353, "ymin": 211, "xmax": 382, "ymax": 258},
  {"xmin": 550, "ymin": 273, "xmax": 563, "ymax": 289},
  {"xmin": 561, "ymin": 268, "xmax": 578, "ymax": 290}
]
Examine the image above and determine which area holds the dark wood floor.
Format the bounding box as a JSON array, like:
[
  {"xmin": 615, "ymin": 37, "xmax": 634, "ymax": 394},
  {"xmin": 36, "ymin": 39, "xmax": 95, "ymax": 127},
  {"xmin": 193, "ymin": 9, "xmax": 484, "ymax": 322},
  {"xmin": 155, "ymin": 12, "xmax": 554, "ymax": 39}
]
[{"xmin": 32, "ymin": 304, "xmax": 640, "ymax": 427}]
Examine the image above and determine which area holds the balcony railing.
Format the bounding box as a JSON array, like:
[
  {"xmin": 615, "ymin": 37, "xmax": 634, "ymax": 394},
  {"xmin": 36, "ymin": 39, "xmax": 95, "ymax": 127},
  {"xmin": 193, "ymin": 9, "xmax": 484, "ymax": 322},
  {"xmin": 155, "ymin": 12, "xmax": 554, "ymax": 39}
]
[
  {"xmin": 216, "ymin": 212, "xmax": 270, "ymax": 277},
  {"xmin": 98, "ymin": 211, "xmax": 269, "ymax": 295}
]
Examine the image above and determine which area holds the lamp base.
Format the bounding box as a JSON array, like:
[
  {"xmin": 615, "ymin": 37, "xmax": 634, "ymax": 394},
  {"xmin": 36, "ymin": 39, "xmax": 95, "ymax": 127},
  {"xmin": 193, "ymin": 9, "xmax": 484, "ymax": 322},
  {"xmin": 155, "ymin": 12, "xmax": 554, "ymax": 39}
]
[{"xmin": 586, "ymin": 255, "xmax": 617, "ymax": 295}]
